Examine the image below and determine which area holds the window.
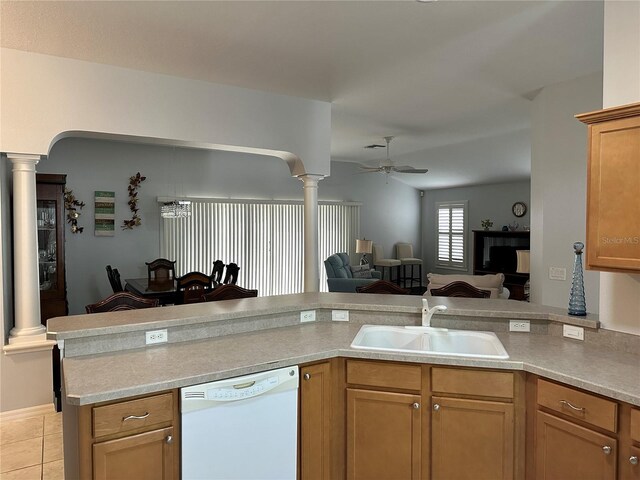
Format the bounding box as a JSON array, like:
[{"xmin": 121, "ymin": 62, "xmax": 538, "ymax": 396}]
[
  {"xmin": 436, "ymin": 201, "xmax": 467, "ymax": 270},
  {"xmin": 160, "ymin": 199, "xmax": 359, "ymax": 296}
]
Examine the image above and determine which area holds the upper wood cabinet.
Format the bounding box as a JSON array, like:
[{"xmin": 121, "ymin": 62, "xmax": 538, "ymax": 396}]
[{"xmin": 576, "ymin": 102, "xmax": 640, "ymax": 273}]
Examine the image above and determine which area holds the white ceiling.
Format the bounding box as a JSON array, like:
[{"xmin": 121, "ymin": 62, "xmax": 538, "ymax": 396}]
[{"xmin": 1, "ymin": 1, "xmax": 604, "ymax": 189}]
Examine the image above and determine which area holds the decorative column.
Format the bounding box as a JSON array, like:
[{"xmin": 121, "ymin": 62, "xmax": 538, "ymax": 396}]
[
  {"xmin": 299, "ymin": 174, "xmax": 324, "ymax": 292},
  {"xmin": 8, "ymin": 153, "xmax": 46, "ymax": 342}
]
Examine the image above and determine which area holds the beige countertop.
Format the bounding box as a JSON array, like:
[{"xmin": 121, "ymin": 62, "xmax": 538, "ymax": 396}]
[
  {"xmin": 61, "ymin": 321, "xmax": 640, "ymax": 407},
  {"xmin": 48, "ymin": 293, "xmax": 599, "ymax": 341}
]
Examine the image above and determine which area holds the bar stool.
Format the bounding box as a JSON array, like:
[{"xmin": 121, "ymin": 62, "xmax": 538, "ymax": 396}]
[
  {"xmin": 372, "ymin": 243, "xmax": 401, "ymax": 284},
  {"xmin": 396, "ymin": 243, "xmax": 423, "ymax": 288}
]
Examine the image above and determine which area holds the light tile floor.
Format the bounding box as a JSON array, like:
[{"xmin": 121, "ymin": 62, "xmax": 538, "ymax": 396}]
[{"xmin": 0, "ymin": 412, "xmax": 63, "ymax": 480}]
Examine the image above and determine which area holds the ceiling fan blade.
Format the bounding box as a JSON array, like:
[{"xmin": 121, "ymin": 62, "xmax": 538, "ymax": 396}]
[
  {"xmin": 393, "ymin": 166, "xmax": 429, "ymax": 174},
  {"xmin": 359, "ymin": 166, "xmax": 383, "ymax": 171}
]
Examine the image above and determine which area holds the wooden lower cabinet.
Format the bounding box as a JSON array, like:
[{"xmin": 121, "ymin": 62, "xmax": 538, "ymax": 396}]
[
  {"xmin": 93, "ymin": 426, "xmax": 174, "ymax": 480},
  {"xmin": 346, "ymin": 388, "xmax": 422, "ymax": 480},
  {"xmin": 431, "ymin": 396, "xmax": 514, "ymax": 480},
  {"xmin": 300, "ymin": 361, "xmax": 332, "ymax": 480},
  {"xmin": 536, "ymin": 410, "xmax": 616, "ymax": 480}
]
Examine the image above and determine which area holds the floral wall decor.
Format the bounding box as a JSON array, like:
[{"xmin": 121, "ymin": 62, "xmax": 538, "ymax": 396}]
[
  {"xmin": 122, "ymin": 172, "xmax": 147, "ymax": 230},
  {"xmin": 64, "ymin": 188, "xmax": 85, "ymax": 233}
]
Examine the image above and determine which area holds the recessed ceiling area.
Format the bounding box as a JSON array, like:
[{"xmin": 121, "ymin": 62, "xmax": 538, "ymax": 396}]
[{"xmin": 0, "ymin": 1, "xmax": 604, "ymax": 189}]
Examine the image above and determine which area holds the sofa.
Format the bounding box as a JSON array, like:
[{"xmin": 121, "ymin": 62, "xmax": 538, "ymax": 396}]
[
  {"xmin": 425, "ymin": 273, "xmax": 509, "ymax": 299},
  {"xmin": 324, "ymin": 253, "xmax": 382, "ymax": 293}
]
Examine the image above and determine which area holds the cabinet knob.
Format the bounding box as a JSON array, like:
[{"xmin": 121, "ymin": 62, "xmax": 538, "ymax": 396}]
[
  {"xmin": 303, "ymin": 373, "xmax": 311, "ymax": 380},
  {"xmin": 412, "ymin": 402, "xmax": 420, "ymax": 409},
  {"xmin": 630, "ymin": 456, "xmax": 639, "ymax": 465},
  {"xmin": 165, "ymin": 435, "xmax": 173, "ymax": 444},
  {"xmin": 433, "ymin": 403, "xmax": 440, "ymax": 411},
  {"xmin": 602, "ymin": 445, "xmax": 612, "ymax": 455}
]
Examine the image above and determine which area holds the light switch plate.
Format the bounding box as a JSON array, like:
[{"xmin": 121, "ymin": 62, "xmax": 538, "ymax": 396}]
[
  {"xmin": 549, "ymin": 267, "xmax": 567, "ymax": 281},
  {"xmin": 332, "ymin": 310, "xmax": 349, "ymax": 322},
  {"xmin": 563, "ymin": 324, "xmax": 584, "ymax": 341}
]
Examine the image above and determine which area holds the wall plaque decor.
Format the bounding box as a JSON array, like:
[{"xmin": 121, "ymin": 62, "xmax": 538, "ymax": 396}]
[{"xmin": 95, "ymin": 191, "xmax": 115, "ymax": 236}]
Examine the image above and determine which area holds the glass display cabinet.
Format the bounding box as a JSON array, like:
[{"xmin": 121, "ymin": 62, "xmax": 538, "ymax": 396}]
[
  {"xmin": 36, "ymin": 173, "xmax": 68, "ymax": 323},
  {"xmin": 36, "ymin": 173, "xmax": 67, "ymax": 411}
]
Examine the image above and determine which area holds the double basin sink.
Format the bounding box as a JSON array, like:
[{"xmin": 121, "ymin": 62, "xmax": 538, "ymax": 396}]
[{"xmin": 351, "ymin": 325, "xmax": 509, "ymax": 359}]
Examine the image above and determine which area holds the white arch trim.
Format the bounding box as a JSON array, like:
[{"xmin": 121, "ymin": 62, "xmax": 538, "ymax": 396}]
[{"xmin": 49, "ymin": 131, "xmax": 308, "ymax": 177}]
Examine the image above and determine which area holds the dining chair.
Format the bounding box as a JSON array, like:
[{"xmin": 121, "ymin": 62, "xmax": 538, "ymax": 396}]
[
  {"xmin": 146, "ymin": 258, "xmax": 176, "ymax": 282},
  {"xmin": 222, "ymin": 263, "xmax": 240, "ymax": 285},
  {"xmin": 85, "ymin": 291, "xmax": 159, "ymax": 313},
  {"xmin": 176, "ymin": 271, "xmax": 213, "ymax": 304},
  {"xmin": 355, "ymin": 280, "xmax": 410, "ymax": 295},
  {"xmin": 210, "ymin": 260, "xmax": 225, "ymax": 286},
  {"xmin": 106, "ymin": 265, "xmax": 124, "ymax": 293},
  {"xmin": 429, "ymin": 281, "xmax": 490, "ymax": 298},
  {"xmin": 201, "ymin": 284, "xmax": 257, "ymax": 302}
]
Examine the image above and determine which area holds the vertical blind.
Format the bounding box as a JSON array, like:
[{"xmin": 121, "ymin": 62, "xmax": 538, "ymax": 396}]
[
  {"xmin": 436, "ymin": 201, "xmax": 466, "ymax": 269},
  {"xmin": 160, "ymin": 199, "xmax": 359, "ymax": 295}
]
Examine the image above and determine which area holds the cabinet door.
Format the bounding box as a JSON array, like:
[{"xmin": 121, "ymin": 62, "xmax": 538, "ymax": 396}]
[
  {"xmin": 347, "ymin": 388, "xmax": 421, "ymax": 480},
  {"xmin": 300, "ymin": 362, "xmax": 331, "ymax": 480},
  {"xmin": 431, "ymin": 396, "xmax": 514, "ymax": 480},
  {"xmin": 93, "ymin": 426, "xmax": 174, "ymax": 480},
  {"xmin": 628, "ymin": 445, "xmax": 640, "ymax": 480},
  {"xmin": 536, "ymin": 411, "xmax": 616, "ymax": 480}
]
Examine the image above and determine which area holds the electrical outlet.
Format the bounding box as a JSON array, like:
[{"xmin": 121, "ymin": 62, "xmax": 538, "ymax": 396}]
[
  {"xmin": 509, "ymin": 320, "xmax": 530, "ymax": 332},
  {"xmin": 549, "ymin": 267, "xmax": 567, "ymax": 281},
  {"xmin": 145, "ymin": 329, "xmax": 168, "ymax": 345},
  {"xmin": 332, "ymin": 310, "xmax": 349, "ymax": 322},
  {"xmin": 300, "ymin": 310, "xmax": 316, "ymax": 323},
  {"xmin": 563, "ymin": 324, "xmax": 584, "ymax": 341}
]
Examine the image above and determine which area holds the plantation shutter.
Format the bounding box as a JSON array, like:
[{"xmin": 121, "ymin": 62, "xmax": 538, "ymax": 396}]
[{"xmin": 436, "ymin": 202, "xmax": 467, "ymax": 269}]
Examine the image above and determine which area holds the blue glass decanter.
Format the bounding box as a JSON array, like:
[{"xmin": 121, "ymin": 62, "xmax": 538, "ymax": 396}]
[{"xmin": 568, "ymin": 242, "xmax": 587, "ymax": 316}]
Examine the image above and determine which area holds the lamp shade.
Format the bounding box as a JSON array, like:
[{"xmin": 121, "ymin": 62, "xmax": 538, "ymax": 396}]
[
  {"xmin": 516, "ymin": 250, "xmax": 530, "ymax": 274},
  {"xmin": 355, "ymin": 239, "xmax": 373, "ymax": 254}
]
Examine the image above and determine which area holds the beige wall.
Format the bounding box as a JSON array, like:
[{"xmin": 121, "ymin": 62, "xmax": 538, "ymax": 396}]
[{"xmin": 599, "ymin": 0, "xmax": 640, "ymax": 335}]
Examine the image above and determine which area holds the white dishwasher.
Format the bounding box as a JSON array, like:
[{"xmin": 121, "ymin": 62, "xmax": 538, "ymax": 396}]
[{"xmin": 181, "ymin": 366, "xmax": 299, "ymax": 480}]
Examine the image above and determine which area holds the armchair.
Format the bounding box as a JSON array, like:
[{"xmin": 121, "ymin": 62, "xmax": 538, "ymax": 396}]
[{"xmin": 324, "ymin": 253, "xmax": 381, "ymax": 293}]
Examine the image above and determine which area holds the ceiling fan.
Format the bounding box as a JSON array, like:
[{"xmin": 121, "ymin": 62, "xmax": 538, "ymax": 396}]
[{"xmin": 360, "ymin": 136, "xmax": 429, "ymax": 179}]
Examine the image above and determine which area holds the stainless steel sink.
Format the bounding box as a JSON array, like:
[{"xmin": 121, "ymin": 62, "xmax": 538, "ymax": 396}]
[{"xmin": 350, "ymin": 325, "xmax": 509, "ymax": 359}]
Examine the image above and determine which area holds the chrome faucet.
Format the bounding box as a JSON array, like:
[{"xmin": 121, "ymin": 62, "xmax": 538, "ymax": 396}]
[{"xmin": 422, "ymin": 297, "xmax": 447, "ymax": 327}]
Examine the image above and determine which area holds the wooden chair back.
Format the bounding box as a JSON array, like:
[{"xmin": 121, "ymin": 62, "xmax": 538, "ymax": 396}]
[
  {"xmin": 145, "ymin": 258, "xmax": 176, "ymax": 282},
  {"xmin": 223, "ymin": 263, "xmax": 240, "ymax": 285},
  {"xmin": 430, "ymin": 281, "xmax": 490, "ymax": 298},
  {"xmin": 201, "ymin": 284, "xmax": 257, "ymax": 302},
  {"xmin": 85, "ymin": 291, "xmax": 159, "ymax": 313},
  {"xmin": 211, "ymin": 260, "xmax": 225, "ymax": 286},
  {"xmin": 176, "ymin": 271, "xmax": 213, "ymax": 304},
  {"xmin": 106, "ymin": 265, "xmax": 124, "ymax": 293},
  {"xmin": 356, "ymin": 280, "xmax": 410, "ymax": 295}
]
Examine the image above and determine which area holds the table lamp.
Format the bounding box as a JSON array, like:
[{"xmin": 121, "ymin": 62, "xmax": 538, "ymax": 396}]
[{"xmin": 356, "ymin": 239, "xmax": 373, "ymax": 266}]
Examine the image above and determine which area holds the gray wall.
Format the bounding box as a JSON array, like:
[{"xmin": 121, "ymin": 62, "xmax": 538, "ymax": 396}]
[
  {"xmin": 530, "ymin": 72, "xmax": 602, "ymax": 314},
  {"xmin": 422, "ymin": 181, "xmax": 531, "ymax": 275},
  {"xmin": 41, "ymin": 138, "xmax": 420, "ymax": 314}
]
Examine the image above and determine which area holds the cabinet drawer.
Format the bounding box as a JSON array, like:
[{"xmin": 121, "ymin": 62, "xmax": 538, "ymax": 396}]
[
  {"xmin": 431, "ymin": 367, "xmax": 513, "ymax": 399},
  {"xmin": 631, "ymin": 408, "xmax": 640, "ymax": 443},
  {"xmin": 537, "ymin": 379, "xmax": 617, "ymax": 433},
  {"xmin": 346, "ymin": 360, "xmax": 421, "ymax": 391},
  {"xmin": 93, "ymin": 393, "xmax": 174, "ymax": 438}
]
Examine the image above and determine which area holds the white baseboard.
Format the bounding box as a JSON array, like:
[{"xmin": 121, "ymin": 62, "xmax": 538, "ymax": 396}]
[{"xmin": 0, "ymin": 403, "xmax": 56, "ymax": 422}]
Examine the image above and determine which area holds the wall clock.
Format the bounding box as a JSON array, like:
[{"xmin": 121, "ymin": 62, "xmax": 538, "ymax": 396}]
[{"xmin": 512, "ymin": 201, "xmax": 527, "ymax": 217}]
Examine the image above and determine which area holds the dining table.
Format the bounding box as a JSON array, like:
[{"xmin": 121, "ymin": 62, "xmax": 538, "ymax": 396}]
[{"xmin": 124, "ymin": 277, "xmax": 178, "ymax": 306}]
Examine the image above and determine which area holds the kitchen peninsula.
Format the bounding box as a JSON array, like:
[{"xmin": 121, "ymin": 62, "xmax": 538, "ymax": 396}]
[{"xmin": 48, "ymin": 293, "xmax": 640, "ymax": 480}]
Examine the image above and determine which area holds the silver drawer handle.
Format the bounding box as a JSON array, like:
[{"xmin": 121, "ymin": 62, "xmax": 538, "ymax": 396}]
[
  {"xmin": 559, "ymin": 400, "xmax": 585, "ymax": 412},
  {"xmin": 602, "ymin": 446, "xmax": 612, "ymax": 455},
  {"xmin": 630, "ymin": 456, "xmax": 639, "ymax": 465},
  {"xmin": 412, "ymin": 403, "xmax": 420, "ymax": 409},
  {"xmin": 122, "ymin": 412, "xmax": 150, "ymax": 422},
  {"xmin": 166, "ymin": 435, "xmax": 173, "ymax": 444},
  {"xmin": 304, "ymin": 373, "xmax": 311, "ymax": 380},
  {"xmin": 433, "ymin": 403, "xmax": 440, "ymax": 411}
]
